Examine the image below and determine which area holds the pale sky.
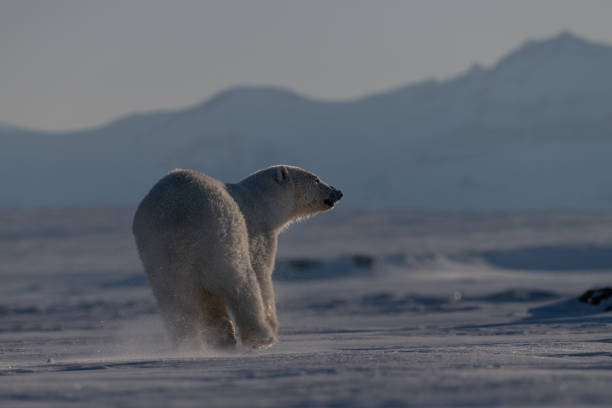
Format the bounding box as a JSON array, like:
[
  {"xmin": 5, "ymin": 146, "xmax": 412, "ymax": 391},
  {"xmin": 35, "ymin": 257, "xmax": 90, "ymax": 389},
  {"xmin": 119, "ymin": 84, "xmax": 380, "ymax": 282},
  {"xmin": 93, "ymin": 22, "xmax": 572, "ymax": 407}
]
[{"xmin": 2, "ymin": 0, "xmax": 612, "ymax": 131}]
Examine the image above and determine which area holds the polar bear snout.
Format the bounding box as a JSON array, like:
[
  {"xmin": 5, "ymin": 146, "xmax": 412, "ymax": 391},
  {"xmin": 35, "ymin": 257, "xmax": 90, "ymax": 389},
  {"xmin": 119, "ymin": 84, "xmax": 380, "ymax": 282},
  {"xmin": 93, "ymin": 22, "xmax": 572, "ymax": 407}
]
[
  {"xmin": 331, "ymin": 187, "xmax": 343, "ymax": 201},
  {"xmin": 324, "ymin": 186, "xmax": 343, "ymax": 207}
]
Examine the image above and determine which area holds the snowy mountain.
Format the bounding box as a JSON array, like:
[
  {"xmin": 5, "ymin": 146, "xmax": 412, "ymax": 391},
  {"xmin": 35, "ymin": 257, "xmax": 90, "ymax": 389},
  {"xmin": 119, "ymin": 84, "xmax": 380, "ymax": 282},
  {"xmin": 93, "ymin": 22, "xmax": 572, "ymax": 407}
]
[{"xmin": 2, "ymin": 31, "xmax": 612, "ymax": 210}]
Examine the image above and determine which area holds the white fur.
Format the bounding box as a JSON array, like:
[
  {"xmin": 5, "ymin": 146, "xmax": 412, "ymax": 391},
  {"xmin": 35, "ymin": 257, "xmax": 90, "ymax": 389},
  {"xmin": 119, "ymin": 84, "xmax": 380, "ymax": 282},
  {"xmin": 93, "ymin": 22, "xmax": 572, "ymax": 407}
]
[{"xmin": 132, "ymin": 165, "xmax": 341, "ymax": 350}]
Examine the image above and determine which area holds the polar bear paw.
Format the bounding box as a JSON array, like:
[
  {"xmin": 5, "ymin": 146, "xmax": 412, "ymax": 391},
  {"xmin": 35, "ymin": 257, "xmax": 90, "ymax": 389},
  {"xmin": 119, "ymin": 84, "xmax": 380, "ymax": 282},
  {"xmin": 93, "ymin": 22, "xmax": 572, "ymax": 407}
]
[{"xmin": 240, "ymin": 325, "xmax": 278, "ymax": 350}]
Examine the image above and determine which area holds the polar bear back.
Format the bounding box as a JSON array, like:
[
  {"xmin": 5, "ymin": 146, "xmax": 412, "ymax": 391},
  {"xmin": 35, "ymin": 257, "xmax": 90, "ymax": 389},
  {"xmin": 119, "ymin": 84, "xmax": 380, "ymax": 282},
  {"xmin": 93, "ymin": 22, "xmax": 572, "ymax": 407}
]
[{"xmin": 133, "ymin": 169, "xmax": 251, "ymax": 292}]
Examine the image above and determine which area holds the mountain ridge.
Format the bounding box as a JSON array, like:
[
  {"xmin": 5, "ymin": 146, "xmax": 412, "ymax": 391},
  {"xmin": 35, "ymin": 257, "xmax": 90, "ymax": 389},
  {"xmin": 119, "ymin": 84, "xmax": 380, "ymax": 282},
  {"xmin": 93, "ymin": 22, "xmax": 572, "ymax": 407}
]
[
  {"xmin": 7, "ymin": 31, "xmax": 601, "ymax": 135},
  {"xmin": 2, "ymin": 31, "xmax": 612, "ymax": 210}
]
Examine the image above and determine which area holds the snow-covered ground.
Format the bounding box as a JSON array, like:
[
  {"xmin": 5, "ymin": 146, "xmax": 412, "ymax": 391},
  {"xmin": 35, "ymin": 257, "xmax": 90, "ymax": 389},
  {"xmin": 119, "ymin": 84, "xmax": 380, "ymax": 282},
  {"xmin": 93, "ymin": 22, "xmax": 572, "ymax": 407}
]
[{"xmin": 1, "ymin": 208, "xmax": 611, "ymax": 407}]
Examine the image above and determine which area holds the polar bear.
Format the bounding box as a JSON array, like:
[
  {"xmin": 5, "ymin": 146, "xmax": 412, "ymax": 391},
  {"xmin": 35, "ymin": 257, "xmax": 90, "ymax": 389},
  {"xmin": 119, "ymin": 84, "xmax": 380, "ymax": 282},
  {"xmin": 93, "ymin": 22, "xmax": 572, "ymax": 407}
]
[{"xmin": 132, "ymin": 165, "xmax": 343, "ymax": 350}]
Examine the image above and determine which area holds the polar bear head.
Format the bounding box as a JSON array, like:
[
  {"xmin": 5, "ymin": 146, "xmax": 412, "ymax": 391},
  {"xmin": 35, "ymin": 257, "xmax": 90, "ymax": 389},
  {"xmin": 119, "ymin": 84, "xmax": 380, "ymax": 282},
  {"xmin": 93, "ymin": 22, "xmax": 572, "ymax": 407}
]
[
  {"xmin": 239, "ymin": 165, "xmax": 343, "ymax": 225},
  {"xmin": 279, "ymin": 165, "xmax": 343, "ymax": 217}
]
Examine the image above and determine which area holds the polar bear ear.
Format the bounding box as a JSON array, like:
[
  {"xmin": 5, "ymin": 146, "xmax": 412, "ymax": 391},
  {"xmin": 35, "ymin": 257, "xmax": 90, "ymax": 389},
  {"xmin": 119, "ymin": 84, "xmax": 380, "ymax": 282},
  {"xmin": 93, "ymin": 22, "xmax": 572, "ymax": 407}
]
[{"xmin": 275, "ymin": 166, "xmax": 289, "ymax": 184}]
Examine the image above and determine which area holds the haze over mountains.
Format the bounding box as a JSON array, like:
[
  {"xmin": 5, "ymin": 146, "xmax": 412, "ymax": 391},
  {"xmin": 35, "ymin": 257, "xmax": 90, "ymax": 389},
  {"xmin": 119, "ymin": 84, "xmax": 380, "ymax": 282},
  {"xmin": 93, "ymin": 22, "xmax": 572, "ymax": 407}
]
[{"xmin": 2, "ymin": 31, "xmax": 612, "ymax": 210}]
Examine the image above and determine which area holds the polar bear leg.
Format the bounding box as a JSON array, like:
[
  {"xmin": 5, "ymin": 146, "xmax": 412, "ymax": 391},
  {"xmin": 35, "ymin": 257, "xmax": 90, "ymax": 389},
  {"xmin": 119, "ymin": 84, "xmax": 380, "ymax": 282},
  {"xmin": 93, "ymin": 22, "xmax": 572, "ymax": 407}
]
[
  {"xmin": 217, "ymin": 265, "xmax": 277, "ymax": 350},
  {"xmin": 155, "ymin": 290, "xmax": 202, "ymax": 349},
  {"xmin": 136, "ymin": 239, "xmax": 200, "ymax": 348},
  {"xmin": 196, "ymin": 287, "xmax": 237, "ymax": 349},
  {"xmin": 256, "ymin": 274, "xmax": 278, "ymax": 333},
  {"xmin": 248, "ymin": 236, "xmax": 279, "ymax": 334}
]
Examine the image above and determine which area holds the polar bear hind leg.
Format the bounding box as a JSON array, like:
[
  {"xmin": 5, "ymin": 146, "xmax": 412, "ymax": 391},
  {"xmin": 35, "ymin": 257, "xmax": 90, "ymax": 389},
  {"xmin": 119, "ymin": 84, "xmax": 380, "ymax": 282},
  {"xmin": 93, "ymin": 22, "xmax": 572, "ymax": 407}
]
[
  {"xmin": 196, "ymin": 287, "xmax": 237, "ymax": 349},
  {"xmin": 211, "ymin": 263, "xmax": 277, "ymax": 350},
  {"xmin": 153, "ymin": 285, "xmax": 203, "ymax": 349}
]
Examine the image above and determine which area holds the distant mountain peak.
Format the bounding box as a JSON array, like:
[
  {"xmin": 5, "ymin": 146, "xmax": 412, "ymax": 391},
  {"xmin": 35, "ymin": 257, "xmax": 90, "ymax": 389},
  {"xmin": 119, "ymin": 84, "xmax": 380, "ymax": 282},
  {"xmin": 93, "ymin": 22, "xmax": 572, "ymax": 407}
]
[
  {"xmin": 522, "ymin": 30, "xmax": 595, "ymax": 51},
  {"xmin": 555, "ymin": 29, "xmax": 582, "ymax": 41},
  {"xmin": 202, "ymin": 85, "xmax": 306, "ymax": 104},
  {"xmin": 492, "ymin": 30, "xmax": 612, "ymax": 74},
  {"xmin": 189, "ymin": 85, "xmax": 315, "ymax": 116}
]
